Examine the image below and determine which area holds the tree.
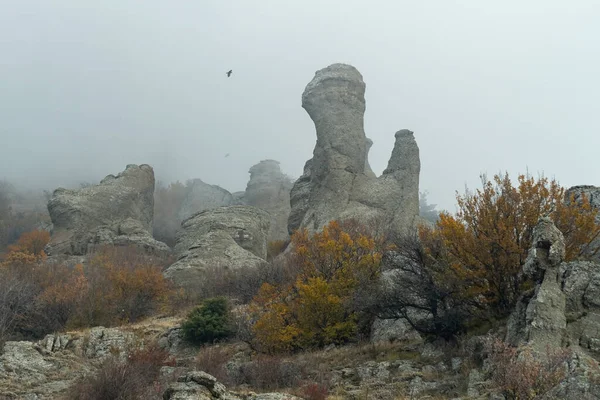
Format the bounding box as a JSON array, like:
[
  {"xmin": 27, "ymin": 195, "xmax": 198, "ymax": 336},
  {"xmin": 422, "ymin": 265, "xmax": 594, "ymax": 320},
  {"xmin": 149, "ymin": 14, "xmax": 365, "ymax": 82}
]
[
  {"xmin": 427, "ymin": 173, "xmax": 600, "ymax": 318},
  {"xmin": 249, "ymin": 220, "xmax": 383, "ymax": 352},
  {"xmin": 370, "ymin": 231, "xmax": 471, "ymax": 340}
]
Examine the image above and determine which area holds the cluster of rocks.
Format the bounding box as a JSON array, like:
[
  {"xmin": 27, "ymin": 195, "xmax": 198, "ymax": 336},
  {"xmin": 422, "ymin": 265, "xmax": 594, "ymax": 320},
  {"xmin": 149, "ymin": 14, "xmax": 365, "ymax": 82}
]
[{"xmin": 178, "ymin": 159, "xmax": 292, "ymax": 243}]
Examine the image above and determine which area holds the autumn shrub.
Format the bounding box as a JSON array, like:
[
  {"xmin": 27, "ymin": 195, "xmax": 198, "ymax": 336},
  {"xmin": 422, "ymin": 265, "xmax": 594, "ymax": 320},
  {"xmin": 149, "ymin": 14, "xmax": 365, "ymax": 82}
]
[
  {"xmin": 5, "ymin": 229, "xmax": 50, "ymax": 257},
  {"xmin": 486, "ymin": 338, "xmax": 571, "ymax": 400},
  {"xmin": 195, "ymin": 345, "xmax": 235, "ymax": 383},
  {"xmin": 421, "ymin": 173, "xmax": 600, "ymax": 319},
  {"xmin": 68, "ymin": 245, "xmax": 175, "ymax": 328},
  {"xmin": 237, "ymin": 354, "xmax": 304, "ymax": 390},
  {"xmin": 300, "ymin": 382, "xmax": 329, "ymax": 400},
  {"xmin": 181, "ymin": 297, "xmax": 234, "ymax": 345},
  {"xmin": 249, "ymin": 220, "xmax": 383, "ymax": 353},
  {"xmin": 67, "ymin": 342, "xmax": 172, "ymax": 400}
]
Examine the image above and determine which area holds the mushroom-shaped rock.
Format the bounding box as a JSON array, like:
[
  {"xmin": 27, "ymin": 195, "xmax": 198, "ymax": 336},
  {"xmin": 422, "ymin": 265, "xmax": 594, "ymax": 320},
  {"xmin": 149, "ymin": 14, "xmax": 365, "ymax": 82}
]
[{"xmin": 288, "ymin": 64, "xmax": 420, "ymax": 237}]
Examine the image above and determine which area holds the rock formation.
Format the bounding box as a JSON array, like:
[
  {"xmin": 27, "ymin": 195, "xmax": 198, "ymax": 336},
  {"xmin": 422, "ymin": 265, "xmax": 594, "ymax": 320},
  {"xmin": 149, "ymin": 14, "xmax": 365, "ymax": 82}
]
[
  {"xmin": 178, "ymin": 179, "xmax": 234, "ymax": 221},
  {"xmin": 244, "ymin": 160, "xmax": 292, "ymax": 241},
  {"xmin": 45, "ymin": 164, "xmax": 169, "ymax": 256},
  {"xmin": 164, "ymin": 206, "xmax": 270, "ymax": 292},
  {"xmin": 288, "ymin": 63, "xmax": 420, "ymax": 236},
  {"xmin": 521, "ymin": 217, "xmax": 567, "ymax": 352}
]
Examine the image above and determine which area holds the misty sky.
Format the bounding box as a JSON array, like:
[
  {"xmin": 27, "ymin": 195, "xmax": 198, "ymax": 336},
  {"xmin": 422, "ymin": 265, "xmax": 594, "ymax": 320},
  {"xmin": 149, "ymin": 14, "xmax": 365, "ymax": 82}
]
[{"xmin": 1, "ymin": 1, "xmax": 599, "ymax": 211}]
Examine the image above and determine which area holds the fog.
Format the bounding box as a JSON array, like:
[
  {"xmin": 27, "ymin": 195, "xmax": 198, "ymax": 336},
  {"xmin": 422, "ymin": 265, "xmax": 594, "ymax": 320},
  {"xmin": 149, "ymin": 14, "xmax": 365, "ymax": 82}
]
[{"xmin": 1, "ymin": 0, "xmax": 599, "ymax": 211}]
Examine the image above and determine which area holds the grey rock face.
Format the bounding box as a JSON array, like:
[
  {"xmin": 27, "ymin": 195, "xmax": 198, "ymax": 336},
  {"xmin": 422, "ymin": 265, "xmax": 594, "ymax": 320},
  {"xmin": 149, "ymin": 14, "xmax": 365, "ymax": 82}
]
[
  {"xmin": 560, "ymin": 261, "xmax": 600, "ymax": 354},
  {"xmin": 288, "ymin": 64, "xmax": 420, "ymax": 236},
  {"xmin": 45, "ymin": 164, "xmax": 169, "ymax": 256},
  {"xmin": 178, "ymin": 179, "xmax": 234, "ymax": 221},
  {"xmin": 507, "ymin": 218, "xmax": 567, "ymax": 352},
  {"xmin": 164, "ymin": 206, "xmax": 270, "ymax": 292},
  {"xmin": 244, "ymin": 160, "xmax": 292, "ymax": 242}
]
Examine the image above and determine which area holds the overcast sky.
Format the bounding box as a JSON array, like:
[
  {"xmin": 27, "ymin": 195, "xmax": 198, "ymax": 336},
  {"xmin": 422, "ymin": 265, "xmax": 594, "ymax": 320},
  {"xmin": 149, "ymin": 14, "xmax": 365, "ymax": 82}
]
[{"xmin": 1, "ymin": 1, "xmax": 599, "ymax": 211}]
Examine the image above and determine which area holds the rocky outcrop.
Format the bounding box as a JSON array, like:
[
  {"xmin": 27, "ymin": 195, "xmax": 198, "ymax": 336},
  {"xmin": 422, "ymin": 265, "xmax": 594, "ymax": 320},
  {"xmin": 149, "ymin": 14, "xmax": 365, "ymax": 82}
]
[
  {"xmin": 560, "ymin": 261, "xmax": 600, "ymax": 354},
  {"xmin": 0, "ymin": 327, "xmax": 134, "ymax": 399},
  {"xmin": 164, "ymin": 206, "xmax": 270, "ymax": 292},
  {"xmin": 178, "ymin": 179, "xmax": 234, "ymax": 221},
  {"xmin": 507, "ymin": 217, "xmax": 600, "ymax": 356},
  {"xmin": 45, "ymin": 164, "xmax": 169, "ymax": 256},
  {"xmin": 288, "ymin": 64, "xmax": 420, "ymax": 236},
  {"xmin": 163, "ymin": 370, "xmax": 301, "ymax": 400},
  {"xmin": 521, "ymin": 217, "xmax": 567, "ymax": 352},
  {"xmin": 244, "ymin": 160, "xmax": 292, "ymax": 241}
]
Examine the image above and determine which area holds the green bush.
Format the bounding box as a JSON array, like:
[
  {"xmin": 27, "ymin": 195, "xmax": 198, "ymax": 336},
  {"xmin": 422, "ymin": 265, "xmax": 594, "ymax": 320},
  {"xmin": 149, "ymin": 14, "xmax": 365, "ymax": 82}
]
[{"xmin": 182, "ymin": 297, "xmax": 233, "ymax": 344}]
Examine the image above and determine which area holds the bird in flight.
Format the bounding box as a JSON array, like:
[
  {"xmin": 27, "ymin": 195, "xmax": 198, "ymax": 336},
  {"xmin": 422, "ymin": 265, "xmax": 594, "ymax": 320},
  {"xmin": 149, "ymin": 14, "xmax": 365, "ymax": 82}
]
[
  {"xmin": 224, "ymin": 153, "xmax": 230, "ymax": 158},
  {"xmin": 226, "ymin": 70, "xmax": 232, "ymax": 77}
]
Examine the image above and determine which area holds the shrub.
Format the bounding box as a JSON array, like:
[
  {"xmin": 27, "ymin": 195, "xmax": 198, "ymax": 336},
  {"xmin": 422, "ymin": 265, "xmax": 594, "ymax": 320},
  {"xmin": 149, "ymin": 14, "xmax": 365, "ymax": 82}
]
[
  {"xmin": 0, "ymin": 245, "xmax": 177, "ymax": 341},
  {"xmin": 486, "ymin": 338, "xmax": 571, "ymax": 400},
  {"xmin": 67, "ymin": 342, "xmax": 172, "ymax": 400},
  {"xmin": 6, "ymin": 229, "xmax": 50, "ymax": 257},
  {"xmin": 249, "ymin": 220, "xmax": 383, "ymax": 353},
  {"xmin": 300, "ymin": 383, "xmax": 329, "ymax": 400},
  {"xmin": 69, "ymin": 246, "xmax": 175, "ymax": 328},
  {"xmin": 182, "ymin": 297, "xmax": 234, "ymax": 344}
]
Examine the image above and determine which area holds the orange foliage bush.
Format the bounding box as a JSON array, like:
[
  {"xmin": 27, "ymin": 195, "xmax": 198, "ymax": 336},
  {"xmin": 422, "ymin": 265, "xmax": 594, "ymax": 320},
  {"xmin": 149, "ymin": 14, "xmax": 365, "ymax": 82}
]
[
  {"xmin": 0, "ymin": 244, "xmax": 178, "ymax": 341},
  {"xmin": 6, "ymin": 229, "xmax": 50, "ymax": 257},
  {"xmin": 422, "ymin": 173, "xmax": 600, "ymax": 317},
  {"xmin": 69, "ymin": 246, "xmax": 175, "ymax": 327},
  {"xmin": 250, "ymin": 220, "xmax": 382, "ymax": 353}
]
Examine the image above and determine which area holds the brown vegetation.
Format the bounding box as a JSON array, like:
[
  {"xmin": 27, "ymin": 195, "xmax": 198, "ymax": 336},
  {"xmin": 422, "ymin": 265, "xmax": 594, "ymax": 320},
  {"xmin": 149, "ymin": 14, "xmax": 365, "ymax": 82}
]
[
  {"xmin": 66, "ymin": 342, "xmax": 174, "ymax": 400},
  {"xmin": 249, "ymin": 220, "xmax": 383, "ymax": 353},
  {"xmin": 0, "ymin": 240, "xmax": 177, "ymax": 344}
]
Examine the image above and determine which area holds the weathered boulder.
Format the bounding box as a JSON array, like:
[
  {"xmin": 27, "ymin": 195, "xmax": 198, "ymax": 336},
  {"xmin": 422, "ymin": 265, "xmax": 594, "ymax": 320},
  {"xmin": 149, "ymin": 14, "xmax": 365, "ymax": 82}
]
[
  {"xmin": 244, "ymin": 160, "xmax": 292, "ymax": 241},
  {"xmin": 164, "ymin": 206, "xmax": 270, "ymax": 292},
  {"xmin": 178, "ymin": 179, "xmax": 234, "ymax": 221},
  {"xmin": 288, "ymin": 64, "xmax": 420, "ymax": 237},
  {"xmin": 45, "ymin": 164, "xmax": 169, "ymax": 256}
]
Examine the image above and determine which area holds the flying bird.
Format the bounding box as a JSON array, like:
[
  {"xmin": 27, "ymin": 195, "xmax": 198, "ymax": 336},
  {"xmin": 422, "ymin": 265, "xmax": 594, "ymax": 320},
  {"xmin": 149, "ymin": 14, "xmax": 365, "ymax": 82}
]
[
  {"xmin": 224, "ymin": 153, "xmax": 230, "ymax": 158},
  {"xmin": 226, "ymin": 70, "xmax": 232, "ymax": 77}
]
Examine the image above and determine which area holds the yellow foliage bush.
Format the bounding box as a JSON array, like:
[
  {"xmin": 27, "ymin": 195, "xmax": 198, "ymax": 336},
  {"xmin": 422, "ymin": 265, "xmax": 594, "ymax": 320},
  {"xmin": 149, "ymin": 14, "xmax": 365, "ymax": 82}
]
[{"xmin": 250, "ymin": 220, "xmax": 382, "ymax": 353}]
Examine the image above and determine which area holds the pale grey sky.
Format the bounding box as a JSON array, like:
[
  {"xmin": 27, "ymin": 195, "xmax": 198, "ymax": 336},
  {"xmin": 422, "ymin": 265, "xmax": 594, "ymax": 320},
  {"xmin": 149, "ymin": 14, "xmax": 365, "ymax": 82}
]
[{"xmin": 1, "ymin": 0, "xmax": 599, "ymax": 211}]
